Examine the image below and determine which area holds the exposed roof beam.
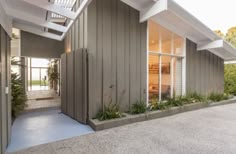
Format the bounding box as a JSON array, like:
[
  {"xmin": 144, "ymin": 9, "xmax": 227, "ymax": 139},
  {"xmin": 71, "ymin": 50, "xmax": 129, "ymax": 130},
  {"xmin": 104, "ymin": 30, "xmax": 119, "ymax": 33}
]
[
  {"xmin": 198, "ymin": 39, "xmax": 236, "ymax": 57},
  {"xmin": 23, "ymin": 0, "xmax": 77, "ymax": 20},
  {"xmin": 120, "ymin": 0, "xmax": 143, "ymax": 11},
  {"xmin": 140, "ymin": 0, "xmax": 167, "ymax": 23},
  {"xmin": 197, "ymin": 40, "xmax": 224, "ymax": 51},
  {"xmin": 13, "ymin": 21, "xmax": 61, "ymax": 40},
  {"xmin": 9, "ymin": 9, "xmax": 67, "ymax": 33}
]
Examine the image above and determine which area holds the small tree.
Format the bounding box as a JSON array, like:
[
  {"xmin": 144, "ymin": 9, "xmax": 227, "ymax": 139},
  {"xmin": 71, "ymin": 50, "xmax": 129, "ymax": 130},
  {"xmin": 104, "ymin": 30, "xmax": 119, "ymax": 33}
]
[
  {"xmin": 48, "ymin": 60, "xmax": 59, "ymax": 91},
  {"xmin": 11, "ymin": 58, "xmax": 27, "ymax": 119}
]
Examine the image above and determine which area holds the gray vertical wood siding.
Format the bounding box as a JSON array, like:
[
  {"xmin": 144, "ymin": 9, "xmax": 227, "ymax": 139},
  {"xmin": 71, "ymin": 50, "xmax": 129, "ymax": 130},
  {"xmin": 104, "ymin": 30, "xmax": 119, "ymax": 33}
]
[
  {"xmin": 87, "ymin": 0, "xmax": 147, "ymax": 118},
  {"xmin": 186, "ymin": 39, "xmax": 224, "ymax": 95},
  {"xmin": 0, "ymin": 25, "xmax": 11, "ymax": 154},
  {"xmin": 64, "ymin": 0, "xmax": 87, "ymax": 52}
]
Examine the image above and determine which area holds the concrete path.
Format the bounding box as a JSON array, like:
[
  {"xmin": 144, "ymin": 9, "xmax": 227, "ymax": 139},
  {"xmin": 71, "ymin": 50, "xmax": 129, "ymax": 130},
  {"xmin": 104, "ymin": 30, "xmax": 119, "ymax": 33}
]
[
  {"xmin": 8, "ymin": 103, "xmax": 236, "ymax": 154},
  {"xmin": 25, "ymin": 90, "xmax": 60, "ymax": 111},
  {"xmin": 7, "ymin": 109, "xmax": 94, "ymax": 153}
]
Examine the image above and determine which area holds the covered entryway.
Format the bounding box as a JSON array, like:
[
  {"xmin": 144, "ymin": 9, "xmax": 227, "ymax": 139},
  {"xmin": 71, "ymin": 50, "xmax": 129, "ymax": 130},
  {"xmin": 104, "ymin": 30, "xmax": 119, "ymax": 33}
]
[{"xmin": 7, "ymin": 109, "xmax": 93, "ymax": 152}]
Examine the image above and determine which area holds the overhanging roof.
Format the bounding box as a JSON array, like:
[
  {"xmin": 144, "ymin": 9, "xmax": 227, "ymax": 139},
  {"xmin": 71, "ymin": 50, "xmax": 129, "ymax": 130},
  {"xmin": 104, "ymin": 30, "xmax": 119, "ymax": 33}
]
[{"xmin": 122, "ymin": 0, "xmax": 236, "ymax": 60}]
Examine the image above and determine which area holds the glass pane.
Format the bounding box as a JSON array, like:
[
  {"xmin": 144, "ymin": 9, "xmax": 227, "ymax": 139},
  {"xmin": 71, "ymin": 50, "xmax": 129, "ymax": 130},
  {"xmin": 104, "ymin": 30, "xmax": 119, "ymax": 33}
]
[
  {"xmin": 41, "ymin": 68, "xmax": 49, "ymax": 86},
  {"xmin": 149, "ymin": 20, "xmax": 160, "ymax": 52},
  {"xmin": 31, "ymin": 68, "xmax": 40, "ymax": 85},
  {"xmin": 149, "ymin": 55, "xmax": 160, "ymax": 100},
  {"xmin": 161, "ymin": 27, "xmax": 172, "ymax": 54},
  {"xmin": 174, "ymin": 35, "xmax": 184, "ymax": 56},
  {"xmin": 174, "ymin": 57, "xmax": 183, "ymax": 97},
  {"xmin": 161, "ymin": 56, "xmax": 171, "ymax": 100},
  {"xmin": 31, "ymin": 58, "xmax": 49, "ymax": 68}
]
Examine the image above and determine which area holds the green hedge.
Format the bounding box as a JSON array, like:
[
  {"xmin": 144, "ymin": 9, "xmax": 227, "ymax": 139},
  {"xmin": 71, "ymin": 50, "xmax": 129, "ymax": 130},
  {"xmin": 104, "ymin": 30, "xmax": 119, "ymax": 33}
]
[{"xmin": 224, "ymin": 64, "xmax": 236, "ymax": 95}]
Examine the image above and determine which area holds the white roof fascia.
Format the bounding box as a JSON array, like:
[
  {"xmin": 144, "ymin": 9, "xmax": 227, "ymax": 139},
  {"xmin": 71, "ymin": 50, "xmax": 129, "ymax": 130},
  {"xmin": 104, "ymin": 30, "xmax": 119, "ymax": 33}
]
[{"xmin": 167, "ymin": 0, "xmax": 219, "ymax": 41}]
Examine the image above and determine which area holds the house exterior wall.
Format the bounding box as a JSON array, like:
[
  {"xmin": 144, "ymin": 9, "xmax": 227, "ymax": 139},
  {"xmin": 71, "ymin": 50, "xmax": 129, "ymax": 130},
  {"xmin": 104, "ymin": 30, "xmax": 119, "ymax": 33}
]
[
  {"xmin": 0, "ymin": 25, "xmax": 11, "ymax": 154},
  {"xmin": 21, "ymin": 31, "xmax": 64, "ymax": 58},
  {"xmin": 64, "ymin": 0, "xmax": 87, "ymax": 52},
  {"xmin": 87, "ymin": 0, "xmax": 147, "ymax": 118},
  {"xmin": 186, "ymin": 39, "xmax": 224, "ymax": 95}
]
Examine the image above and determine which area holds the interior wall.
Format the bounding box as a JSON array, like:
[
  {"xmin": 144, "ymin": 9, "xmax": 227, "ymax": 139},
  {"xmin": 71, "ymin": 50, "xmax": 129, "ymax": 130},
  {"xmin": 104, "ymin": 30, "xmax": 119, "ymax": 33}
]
[
  {"xmin": 21, "ymin": 31, "xmax": 64, "ymax": 58},
  {"xmin": 87, "ymin": 0, "xmax": 147, "ymax": 118},
  {"xmin": 0, "ymin": 25, "xmax": 11, "ymax": 154},
  {"xmin": 186, "ymin": 39, "xmax": 224, "ymax": 95}
]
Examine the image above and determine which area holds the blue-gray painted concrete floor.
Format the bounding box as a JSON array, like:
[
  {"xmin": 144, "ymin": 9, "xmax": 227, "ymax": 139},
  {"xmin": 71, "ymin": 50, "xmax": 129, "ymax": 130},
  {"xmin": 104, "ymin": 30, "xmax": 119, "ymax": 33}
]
[{"xmin": 7, "ymin": 109, "xmax": 94, "ymax": 153}]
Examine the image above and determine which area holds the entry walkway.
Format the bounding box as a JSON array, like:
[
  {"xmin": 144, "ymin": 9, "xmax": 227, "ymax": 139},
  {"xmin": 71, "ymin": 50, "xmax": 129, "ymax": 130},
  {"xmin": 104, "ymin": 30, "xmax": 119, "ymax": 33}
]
[
  {"xmin": 25, "ymin": 90, "xmax": 60, "ymax": 111},
  {"xmin": 7, "ymin": 109, "xmax": 94, "ymax": 153},
  {"xmin": 9, "ymin": 103, "xmax": 236, "ymax": 154}
]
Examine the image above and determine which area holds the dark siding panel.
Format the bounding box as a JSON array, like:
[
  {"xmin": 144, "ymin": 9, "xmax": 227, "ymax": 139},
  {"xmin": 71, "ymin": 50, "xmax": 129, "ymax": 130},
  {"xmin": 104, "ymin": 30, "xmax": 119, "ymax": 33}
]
[
  {"xmin": 0, "ymin": 26, "xmax": 11, "ymax": 154},
  {"xmin": 67, "ymin": 52, "xmax": 75, "ymax": 118},
  {"xmin": 186, "ymin": 39, "xmax": 224, "ymax": 95},
  {"xmin": 102, "ymin": 0, "xmax": 112, "ymax": 106},
  {"xmin": 117, "ymin": 1, "xmax": 126, "ymax": 110},
  {"xmin": 1, "ymin": 27, "xmax": 7, "ymax": 154},
  {"xmin": 87, "ymin": 0, "xmax": 147, "ymax": 117},
  {"xmin": 124, "ymin": 5, "xmax": 130, "ymax": 109},
  {"xmin": 74, "ymin": 50, "xmax": 83, "ymax": 121},
  {"xmin": 111, "ymin": 0, "xmax": 117, "ymax": 107},
  {"xmin": 61, "ymin": 53, "xmax": 67, "ymax": 113},
  {"xmin": 141, "ymin": 22, "xmax": 148, "ymax": 101},
  {"xmin": 87, "ymin": 0, "xmax": 97, "ymax": 117},
  {"xmin": 129, "ymin": 9, "xmax": 138, "ymax": 106}
]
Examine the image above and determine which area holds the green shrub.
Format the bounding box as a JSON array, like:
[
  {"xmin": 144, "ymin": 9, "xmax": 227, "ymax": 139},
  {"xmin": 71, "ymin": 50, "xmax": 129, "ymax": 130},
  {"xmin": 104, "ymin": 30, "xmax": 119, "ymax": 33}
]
[
  {"xmin": 148, "ymin": 99, "xmax": 170, "ymax": 111},
  {"xmin": 224, "ymin": 64, "xmax": 236, "ymax": 95},
  {"xmin": 11, "ymin": 73, "xmax": 27, "ymax": 119},
  {"xmin": 96, "ymin": 103, "xmax": 123, "ymax": 121},
  {"xmin": 187, "ymin": 92, "xmax": 206, "ymax": 103},
  {"xmin": 166, "ymin": 98, "xmax": 183, "ymax": 107},
  {"xmin": 131, "ymin": 100, "xmax": 147, "ymax": 114},
  {"xmin": 207, "ymin": 93, "xmax": 229, "ymax": 102}
]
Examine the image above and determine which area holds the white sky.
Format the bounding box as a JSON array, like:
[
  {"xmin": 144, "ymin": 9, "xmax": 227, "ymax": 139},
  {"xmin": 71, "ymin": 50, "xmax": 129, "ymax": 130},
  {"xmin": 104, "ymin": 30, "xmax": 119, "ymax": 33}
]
[{"xmin": 174, "ymin": 0, "xmax": 236, "ymax": 34}]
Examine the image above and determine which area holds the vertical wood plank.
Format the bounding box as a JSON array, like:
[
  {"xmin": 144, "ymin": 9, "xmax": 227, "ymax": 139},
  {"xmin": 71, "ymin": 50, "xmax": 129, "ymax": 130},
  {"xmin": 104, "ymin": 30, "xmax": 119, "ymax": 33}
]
[
  {"xmin": 111, "ymin": 0, "xmax": 117, "ymax": 107},
  {"xmin": 117, "ymin": 0, "xmax": 126, "ymax": 110},
  {"xmin": 129, "ymin": 9, "xmax": 137, "ymax": 107},
  {"xmin": 61, "ymin": 53, "xmax": 67, "ymax": 114},
  {"xmin": 67, "ymin": 52, "xmax": 75, "ymax": 118},
  {"xmin": 141, "ymin": 22, "xmax": 147, "ymax": 102},
  {"xmin": 87, "ymin": 0, "xmax": 97, "ymax": 117},
  {"xmin": 74, "ymin": 50, "xmax": 83, "ymax": 122},
  {"xmin": 96, "ymin": 0, "xmax": 103, "ymax": 113},
  {"xmin": 124, "ymin": 5, "xmax": 130, "ymax": 110},
  {"xmin": 136, "ymin": 10, "xmax": 141, "ymax": 101},
  {"xmin": 1, "ymin": 27, "xmax": 7, "ymax": 153},
  {"xmin": 102, "ymin": 0, "xmax": 112, "ymax": 106}
]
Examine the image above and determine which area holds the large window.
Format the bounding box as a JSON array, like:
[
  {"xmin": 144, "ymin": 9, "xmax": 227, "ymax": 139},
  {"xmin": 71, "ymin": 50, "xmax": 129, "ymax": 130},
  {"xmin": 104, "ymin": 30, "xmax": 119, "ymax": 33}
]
[{"xmin": 148, "ymin": 20, "xmax": 185, "ymax": 101}]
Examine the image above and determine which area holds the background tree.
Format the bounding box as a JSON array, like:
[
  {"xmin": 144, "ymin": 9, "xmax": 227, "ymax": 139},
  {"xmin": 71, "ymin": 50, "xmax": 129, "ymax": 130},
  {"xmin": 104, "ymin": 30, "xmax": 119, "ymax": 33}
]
[
  {"xmin": 225, "ymin": 27, "xmax": 236, "ymax": 48},
  {"xmin": 214, "ymin": 30, "xmax": 225, "ymax": 38},
  {"xmin": 215, "ymin": 27, "xmax": 236, "ymax": 95}
]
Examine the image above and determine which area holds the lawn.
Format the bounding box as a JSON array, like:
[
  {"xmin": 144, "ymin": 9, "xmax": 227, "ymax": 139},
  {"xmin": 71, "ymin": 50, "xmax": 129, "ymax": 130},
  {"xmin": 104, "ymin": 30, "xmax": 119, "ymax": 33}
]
[{"xmin": 28, "ymin": 80, "xmax": 49, "ymax": 86}]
